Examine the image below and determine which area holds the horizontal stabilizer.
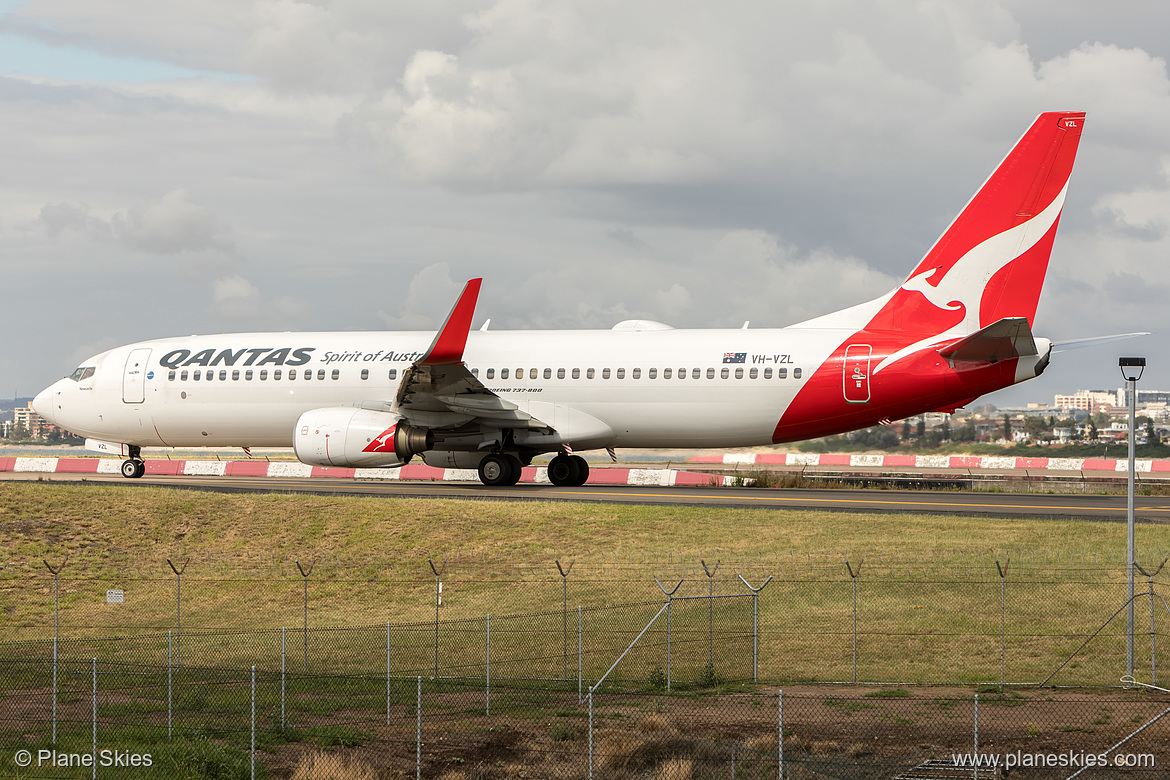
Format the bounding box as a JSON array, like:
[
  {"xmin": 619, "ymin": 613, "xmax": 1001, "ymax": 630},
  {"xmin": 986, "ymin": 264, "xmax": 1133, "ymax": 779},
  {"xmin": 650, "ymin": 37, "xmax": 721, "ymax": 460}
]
[
  {"xmin": 937, "ymin": 317, "xmax": 1037, "ymax": 363},
  {"xmin": 1052, "ymin": 331, "xmax": 1151, "ymax": 354}
]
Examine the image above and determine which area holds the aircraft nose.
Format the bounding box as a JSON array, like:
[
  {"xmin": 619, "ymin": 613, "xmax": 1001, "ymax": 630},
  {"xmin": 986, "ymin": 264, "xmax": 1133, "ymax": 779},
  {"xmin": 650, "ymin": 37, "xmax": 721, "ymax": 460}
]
[{"xmin": 31, "ymin": 383, "xmax": 57, "ymax": 422}]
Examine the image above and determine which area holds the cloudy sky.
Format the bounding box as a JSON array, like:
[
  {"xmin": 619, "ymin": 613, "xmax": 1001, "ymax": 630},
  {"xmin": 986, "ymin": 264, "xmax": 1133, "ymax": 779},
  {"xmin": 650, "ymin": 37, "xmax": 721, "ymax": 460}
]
[{"xmin": 3, "ymin": 0, "xmax": 1170, "ymax": 411}]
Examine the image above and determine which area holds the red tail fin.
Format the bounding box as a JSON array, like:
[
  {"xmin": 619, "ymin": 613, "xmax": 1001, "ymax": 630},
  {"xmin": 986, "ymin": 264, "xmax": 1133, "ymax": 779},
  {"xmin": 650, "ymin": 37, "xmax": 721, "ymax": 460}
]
[{"xmin": 870, "ymin": 111, "xmax": 1085, "ymax": 336}]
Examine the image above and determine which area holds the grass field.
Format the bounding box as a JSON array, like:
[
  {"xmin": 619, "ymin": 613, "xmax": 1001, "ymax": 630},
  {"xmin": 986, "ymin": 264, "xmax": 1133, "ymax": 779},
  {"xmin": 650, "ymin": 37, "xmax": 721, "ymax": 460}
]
[{"xmin": 2, "ymin": 482, "xmax": 1169, "ymax": 688}]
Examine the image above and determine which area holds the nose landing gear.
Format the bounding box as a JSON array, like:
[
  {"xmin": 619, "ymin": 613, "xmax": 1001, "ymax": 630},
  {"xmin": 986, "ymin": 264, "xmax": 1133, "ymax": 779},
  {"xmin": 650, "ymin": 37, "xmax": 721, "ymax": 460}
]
[{"xmin": 121, "ymin": 445, "xmax": 145, "ymax": 479}]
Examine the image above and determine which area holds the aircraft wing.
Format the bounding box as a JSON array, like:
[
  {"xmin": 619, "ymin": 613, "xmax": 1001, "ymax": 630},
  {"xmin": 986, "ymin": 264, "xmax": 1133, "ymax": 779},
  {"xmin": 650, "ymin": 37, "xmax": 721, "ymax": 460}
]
[{"xmin": 393, "ymin": 279, "xmax": 548, "ymax": 430}]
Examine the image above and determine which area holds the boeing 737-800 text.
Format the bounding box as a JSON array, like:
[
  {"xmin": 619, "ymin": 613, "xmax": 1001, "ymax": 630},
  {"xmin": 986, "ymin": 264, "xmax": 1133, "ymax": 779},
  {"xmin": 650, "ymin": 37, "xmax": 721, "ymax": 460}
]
[{"xmin": 33, "ymin": 111, "xmax": 1086, "ymax": 486}]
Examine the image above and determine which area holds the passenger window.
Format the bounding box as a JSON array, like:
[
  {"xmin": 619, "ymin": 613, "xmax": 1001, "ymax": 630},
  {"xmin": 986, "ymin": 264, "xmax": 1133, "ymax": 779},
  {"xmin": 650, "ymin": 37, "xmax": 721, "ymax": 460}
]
[
  {"xmin": 602, "ymin": 368, "xmax": 611, "ymax": 379},
  {"xmin": 750, "ymin": 368, "xmax": 758, "ymax": 379},
  {"xmin": 168, "ymin": 371, "xmax": 176, "ymax": 381},
  {"xmin": 360, "ymin": 369, "xmax": 368, "ymax": 380},
  {"xmin": 470, "ymin": 368, "xmax": 478, "ymax": 377},
  {"xmin": 389, "ymin": 369, "xmax": 398, "ymax": 380},
  {"xmin": 631, "ymin": 368, "xmax": 640, "ymax": 379},
  {"xmin": 516, "ymin": 368, "xmax": 523, "ymax": 379},
  {"xmin": 245, "ymin": 370, "xmax": 253, "ymax": 380},
  {"xmin": 289, "ymin": 369, "xmax": 297, "ymax": 380},
  {"xmin": 720, "ymin": 368, "xmax": 729, "ymax": 379},
  {"xmin": 501, "ymin": 368, "xmax": 510, "ymax": 379},
  {"xmin": 648, "ymin": 368, "xmax": 656, "ymax": 379},
  {"xmin": 587, "ymin": 368, "xmax": 595, "ymax": 379},
  {"xmin": 260, "ymin": 370, "xmax": 268, "ymax": 380},
  {"xmin": 663, "ymin": 368, "xmax": 671, "ymax": 379},
  {"xmin": 219, "ymin": 370, "xmax": 228, "ymax": 381},
  {"xmin": 617, "ymin": 368, "xmax": 625, "ymax": 379},
  {"xmin": 193, "ymin": 370, "xmax": 201, "ymax": 380},
  {"xmin": 206, "ymin": 371, "xmax": 214, "ymax": 381},
  {"xmin": 317, "ymin": 369, "xmax": 325, "ymax": 380},
  {"xmin": 735, "ymin": 367, "xmax": 744, "ymax": 379},
  {"xmin": 543, "ymin": 368, "xmax": 551, "ymax": 379},
  {"xmin": 707, "ymin": 368, "xmax": 716, "ymax": 379},
  {"xmin": 331, "ymin": 369, "xmax": 339, "ymax": 380},
  {"xmin": 487, "ymin": 368, "xmax": 496, "ymax": 379},
  {"xmin": 778, "ymin": 368, "xmax": 787, "ymax": 379},
  {"xmin": 304, "ymin": 370, "xmax": 311, "ymax": 381},
  {"xmin": 232, "ymin": 370, "xmax": 240, "ymax": 381},
  {"xmin": 274, "ymin": 369, "xmax": 282, "ymax": 380},
  {"xmin": 557, "ymin": 368, "xmax": 565, "ymax": 379},
  {"xmin": 794, "ymin": 368, "xmax": 802, "ymax": 379},
  {"xmin": 764, "ymin": 368, "xmax": 772, "ymax": 379},
  {"xmin": 180, "ymin": 370, "xmax": 188, "ymax": 381},
  {"xmin": 572, "ymin": 368, "xmax": 580, "ymax": 379},
  {"xmin": 692, "ymin": 368, "xmax": 701, "ymax": 379},
  {"xmin": 531, "ymin": 368, "xmax": 539, "ymax": 379}
]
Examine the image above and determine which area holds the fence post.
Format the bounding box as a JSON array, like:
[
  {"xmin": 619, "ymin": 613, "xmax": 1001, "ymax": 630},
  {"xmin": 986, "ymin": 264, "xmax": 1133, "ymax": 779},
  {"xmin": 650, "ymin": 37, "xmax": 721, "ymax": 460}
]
[
  {"xmin": 846, "ymin": 561, "xmax": 861, "ymax": 684},
  {"xmin": 393, "ymin": 622, "xmax": 397, "ymax": 725},
  {"xmin": 295, "ymin": 557, "xmax": 314, "ymax": 673},
  {"xmin": 556, "ymin": 559, "xmax": 574, "ymax": 682},
  {"xmin": 588, "ymin": 688, "xmax": 594, "ymax": 780},
  {"xmin": 486, "ymin": 614, "xmax": 491, "ymax": 716},
  {"xmin": 167, "ymin": 558, "xmax": 188, "ymax": 667},
  {"xmin": 578, "ymin": 606, "xmax": 583, "ymax": 701},
  {"xmin": 386, "ymin": 622, "xmax": 391, "ymax": 725},
  {"xmin": 778, "ymin": 689, "xmax": 784, "ymax": 780},
  {"xmin": 655, "ymin": 578, "xmax": 683, "ymax": 692},
  {"xmin": 168, "ymin": 631, "xmax": 173, "ymax": 740},
  {"xmin": 91, "ymin": 658, "xmax": 96, "ymax": 780},
  {"xmin": 739, "ymin": 574, "xmax": 774, "ymax": 682},
  {"xmin": 996, "ymin": 559, "xmax": 1009, "ymax": 688},
  {"xmin": 1134, "ymin": 559, "xmax": 1167, "ymax": 685},
  {"xmin": 428, "ymin": 559, "xmax": 441, "ymax": 678},
  {"xmin": 281, "ymin": 627, "xmax": 286, "ymax": 730},
  {"xmin": 44, "ymin": 556, "xmax": 67, "ymax": 744},
  {"xmin": 250, "ymin": 666, "xmax": 256, "ymax": 780},
  {"xmin": 701, "ymin": 560, "xmax": 719, "ymax": 674},
  {"xmin": 416, "ymin": 676, "xmax": 422, "ymax": 780},
  {"xmin": 973, "ymin": 692, "xmax": 979, "ymax": 780}
]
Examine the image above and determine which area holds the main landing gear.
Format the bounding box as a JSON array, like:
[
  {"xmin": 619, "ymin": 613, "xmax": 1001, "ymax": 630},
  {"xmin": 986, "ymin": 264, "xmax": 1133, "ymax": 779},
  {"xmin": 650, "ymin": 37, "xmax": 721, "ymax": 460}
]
[
  {"xmin": 121, "ymin": 446, "xmax": 145, "ymax": 479},
  {"xmin": 546, "ymin": 454, "xmax": 589, "ymax": 487},
  {"xmin": 478, "ymin": 453, "xmax": 523, "ymax": 487}
]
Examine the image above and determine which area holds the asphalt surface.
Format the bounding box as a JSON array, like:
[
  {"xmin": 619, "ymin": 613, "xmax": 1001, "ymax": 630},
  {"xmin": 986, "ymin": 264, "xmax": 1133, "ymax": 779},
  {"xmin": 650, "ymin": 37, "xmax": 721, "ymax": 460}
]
[{"xmin": 4, "ymin": 471, "xmax": 1169, "ymax": 521}]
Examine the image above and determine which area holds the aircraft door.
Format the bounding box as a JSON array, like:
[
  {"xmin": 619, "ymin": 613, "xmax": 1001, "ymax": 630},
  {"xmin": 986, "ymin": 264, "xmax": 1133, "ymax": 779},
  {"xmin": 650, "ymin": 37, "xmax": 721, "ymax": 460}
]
[
  {"xmin": 843, "ymin": 344, "xmax": 871, "ymax": 404},
  {"xmin": 122, "ymin": 348, "xmax": 151, "ymax": 404}
]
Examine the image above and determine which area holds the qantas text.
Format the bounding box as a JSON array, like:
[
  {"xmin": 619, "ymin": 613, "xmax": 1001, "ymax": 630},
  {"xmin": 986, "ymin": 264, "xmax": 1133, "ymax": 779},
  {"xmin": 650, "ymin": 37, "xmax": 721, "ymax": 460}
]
[{"xmin": 160, "ymin": 347, "xmax": 315, "ymax": 369}]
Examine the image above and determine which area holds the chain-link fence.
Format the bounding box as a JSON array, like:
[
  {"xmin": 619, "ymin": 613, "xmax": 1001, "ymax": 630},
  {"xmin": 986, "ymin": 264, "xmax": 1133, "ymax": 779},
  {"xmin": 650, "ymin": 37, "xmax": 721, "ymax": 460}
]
[
  {"xmin": 2, "ymin": 659, "xmax": 1168, "ymax": 779},
  {"xmin": 2, "ymin": 549, "xmax": 1170, "ymax": 777}
]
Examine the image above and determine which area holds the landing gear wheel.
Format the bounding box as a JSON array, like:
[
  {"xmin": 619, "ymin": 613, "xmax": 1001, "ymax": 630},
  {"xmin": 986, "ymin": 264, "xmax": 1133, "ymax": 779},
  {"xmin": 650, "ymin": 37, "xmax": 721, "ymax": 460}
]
[
  {"xmin": 478, "ymin": 454, "xmax": 523, "ymax": 486},
  {"xmin": 547, "ymin": 454, "xmax": 580, "ymax": 486},
  {"xmin": 569, "ymin": 455, "xmax": 589, "ymax": 486},
  {"xmin": 121, "ymin": 459, "xmax": 145, "ymax": 479}
]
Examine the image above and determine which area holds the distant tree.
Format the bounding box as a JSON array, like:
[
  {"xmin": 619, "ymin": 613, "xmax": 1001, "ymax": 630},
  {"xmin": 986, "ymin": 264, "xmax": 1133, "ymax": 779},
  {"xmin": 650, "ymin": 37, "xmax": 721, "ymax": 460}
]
[
  {"xmin": 955, "ymin": 420, "xmax": 977, "ymax": 442},
  {"xmin": 1146, "ymin": 418, "xmax": 1158, "ymax": 444},
  {"xmin": 1023, "ymin": 417, "xmax": 1049, "ymax": 442},
  {"xmin": 941, "ymin": 417, "xmax": 951, "ymax": 442},
  {"xmin": 915, "ymin": 418, "xmax": 926, "ymax": 447},
  {"xmin": 1003, "ymin": 414, "xmax": 1012, "ymax": 442},
  {"xmin": 1089, "ymin": 420, "xmax": 1099, "ymax": 440},
  {"xmin": 901, "ymin": 419, "xmax": 911, "ymax": 443},
  {"xmin": 46, "ymin": 429, "xmax": 61, "ymax": 444}
]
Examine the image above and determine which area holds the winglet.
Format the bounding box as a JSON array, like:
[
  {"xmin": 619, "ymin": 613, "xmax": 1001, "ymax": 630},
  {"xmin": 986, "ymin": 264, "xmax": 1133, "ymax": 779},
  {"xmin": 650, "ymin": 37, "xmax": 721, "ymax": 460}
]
[{"xmin": 418, "ymin": 278, "xmax": 482, "ymax": 365}]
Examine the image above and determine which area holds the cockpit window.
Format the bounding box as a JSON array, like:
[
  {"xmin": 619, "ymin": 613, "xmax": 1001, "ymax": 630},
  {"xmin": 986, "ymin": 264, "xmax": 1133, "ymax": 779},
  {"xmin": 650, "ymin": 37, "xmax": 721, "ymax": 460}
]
[{"xmin": 69, "ymin": 367, "xmax": 95, "ymax": 381}]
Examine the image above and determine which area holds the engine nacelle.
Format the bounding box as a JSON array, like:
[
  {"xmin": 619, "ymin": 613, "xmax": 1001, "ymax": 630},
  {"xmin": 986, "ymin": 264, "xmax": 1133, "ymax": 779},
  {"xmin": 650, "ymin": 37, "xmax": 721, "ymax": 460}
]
[{"xmin": 293, "ymin": 408, "xmax": 433, "ymax": 468}]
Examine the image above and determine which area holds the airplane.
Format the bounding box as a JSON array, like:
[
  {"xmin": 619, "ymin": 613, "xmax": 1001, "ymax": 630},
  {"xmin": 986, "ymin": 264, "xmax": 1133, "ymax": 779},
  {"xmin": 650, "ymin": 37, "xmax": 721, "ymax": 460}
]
[{"xmin": 34, "ymin": 111, "xmax": 1088, "ymax": 487}]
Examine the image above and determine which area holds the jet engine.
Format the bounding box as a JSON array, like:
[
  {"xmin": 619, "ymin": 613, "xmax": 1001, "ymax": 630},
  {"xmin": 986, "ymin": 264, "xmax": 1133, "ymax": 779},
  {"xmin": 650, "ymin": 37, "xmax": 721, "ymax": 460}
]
[{"xmin": 293, "ymin": 408, "xmax": 433, "ymax": 468}]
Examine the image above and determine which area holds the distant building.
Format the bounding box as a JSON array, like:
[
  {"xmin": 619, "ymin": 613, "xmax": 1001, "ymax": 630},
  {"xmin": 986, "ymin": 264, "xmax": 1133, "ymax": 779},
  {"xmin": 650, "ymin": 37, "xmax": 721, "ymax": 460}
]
[
  {"xmin": 1055, "ymin": 390, "xmax": 1117, "ymax": 413},
  {"xmin": 11, "ymin": 404, "xmax": 66, "ymax": 438},
  {"xmin": 1116, "ymin": 387, "xmax": 1170, "ymax": 407}
]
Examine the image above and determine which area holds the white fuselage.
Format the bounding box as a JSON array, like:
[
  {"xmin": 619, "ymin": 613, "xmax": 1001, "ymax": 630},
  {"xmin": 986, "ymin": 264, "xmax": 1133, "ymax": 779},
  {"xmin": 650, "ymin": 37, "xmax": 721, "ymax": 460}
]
[{"xmin": 34, "ymin": 326, "xmax": 845, "ymax": 452}]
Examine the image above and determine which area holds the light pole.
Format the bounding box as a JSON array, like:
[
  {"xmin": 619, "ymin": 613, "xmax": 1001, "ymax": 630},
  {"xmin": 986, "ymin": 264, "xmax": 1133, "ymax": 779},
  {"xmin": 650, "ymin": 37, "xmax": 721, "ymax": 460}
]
[{"xmin": 1119, "ymin": 356, "xmax": 1145, "ymax": 679}]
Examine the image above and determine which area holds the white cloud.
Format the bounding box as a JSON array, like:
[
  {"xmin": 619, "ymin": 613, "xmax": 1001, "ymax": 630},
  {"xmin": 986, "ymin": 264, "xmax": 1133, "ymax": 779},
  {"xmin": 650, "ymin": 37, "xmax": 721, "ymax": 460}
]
[{"xmin": 111, "ymin": 189, "xmax": 233, "ymax": 254}]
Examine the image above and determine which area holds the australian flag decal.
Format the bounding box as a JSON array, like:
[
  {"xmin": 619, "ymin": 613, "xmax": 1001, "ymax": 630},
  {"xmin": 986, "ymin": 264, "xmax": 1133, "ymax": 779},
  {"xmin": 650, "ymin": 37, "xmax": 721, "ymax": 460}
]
[{"xmin": 722, "ymin": 352, "xmax": 746, "ymax": 364}]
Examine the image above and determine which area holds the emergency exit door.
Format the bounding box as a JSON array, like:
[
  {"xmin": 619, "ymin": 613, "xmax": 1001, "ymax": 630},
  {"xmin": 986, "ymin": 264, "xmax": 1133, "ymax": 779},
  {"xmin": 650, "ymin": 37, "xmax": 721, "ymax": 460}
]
[
  {"xmin": 843, "ymin": 344, "xmax": 871, "ymax": 404},
  {"xmin": 122, "ymin": 348, "xmax": 151, "ymax": 404}
]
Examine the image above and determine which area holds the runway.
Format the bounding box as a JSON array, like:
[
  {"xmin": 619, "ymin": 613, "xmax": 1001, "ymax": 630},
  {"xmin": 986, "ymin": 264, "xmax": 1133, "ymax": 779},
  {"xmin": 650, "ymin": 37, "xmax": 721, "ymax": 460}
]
[{"xmin": 5, "ymin": 471, "xmax": 1169, "ymax": 521}]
